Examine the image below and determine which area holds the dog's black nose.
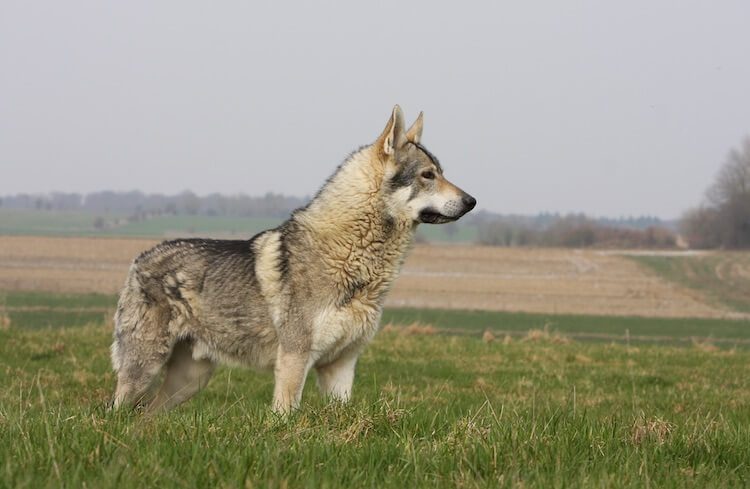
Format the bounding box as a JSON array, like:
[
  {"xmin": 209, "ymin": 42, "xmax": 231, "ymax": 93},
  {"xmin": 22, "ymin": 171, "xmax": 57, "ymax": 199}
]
[{"xmin": 462, "ymin": 195, "xmax": 477, "ymax": 211}]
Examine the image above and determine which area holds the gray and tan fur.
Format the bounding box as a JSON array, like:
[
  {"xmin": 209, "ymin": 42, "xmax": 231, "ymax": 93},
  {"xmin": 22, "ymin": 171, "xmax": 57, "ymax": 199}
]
[{"xmin": 110, "ymin": 106, "xmax": 476, "ymax": 413}]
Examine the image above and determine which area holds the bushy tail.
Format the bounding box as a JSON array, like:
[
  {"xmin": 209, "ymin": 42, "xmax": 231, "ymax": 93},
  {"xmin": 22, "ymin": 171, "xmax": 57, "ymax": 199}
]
[
  {"xmin": 110, "ymin": 264, "xmax": 170, "ymax": 373},
  {"xmin": 110, "ymin": 264, "xmax": 175, "ymax": 409}
]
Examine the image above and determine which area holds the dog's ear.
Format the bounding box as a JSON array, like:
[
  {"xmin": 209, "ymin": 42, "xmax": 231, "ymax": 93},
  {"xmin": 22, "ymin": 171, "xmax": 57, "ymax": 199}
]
[
  {"xmin": 405, "ymin": 111, "xmax": 424, "ymax": 144},
  {"xmin": 378, "ymin": 105, "xmax": 407, "ymax": 157}
]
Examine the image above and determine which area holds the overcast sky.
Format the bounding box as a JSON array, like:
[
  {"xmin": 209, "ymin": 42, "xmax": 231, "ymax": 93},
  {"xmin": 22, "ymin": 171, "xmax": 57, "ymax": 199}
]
[{"xmin": 1, "ymin": 1, "xmax": 749, "ymax": 218}]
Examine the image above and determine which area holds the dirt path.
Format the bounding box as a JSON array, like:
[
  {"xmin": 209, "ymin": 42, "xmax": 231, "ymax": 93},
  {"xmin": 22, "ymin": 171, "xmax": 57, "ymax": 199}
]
[{"xmin": 0, "ymin": 236, "xmax": 734, "ymax": 318}]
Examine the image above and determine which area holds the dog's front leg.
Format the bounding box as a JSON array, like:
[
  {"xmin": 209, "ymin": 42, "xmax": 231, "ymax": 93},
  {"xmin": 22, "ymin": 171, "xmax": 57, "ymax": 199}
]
[
  {"xmin": 316, "ymin": 349, "xmax": 359, "ymax": 402},
  {"xmin": 272, "ymin": 347, "xmax": 312, "ymax": 414}
]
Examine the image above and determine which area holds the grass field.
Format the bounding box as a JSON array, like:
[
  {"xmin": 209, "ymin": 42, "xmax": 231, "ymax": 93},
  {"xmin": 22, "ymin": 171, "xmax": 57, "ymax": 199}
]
[
  {"xmin": 0, "ymin": 209, "xmax": 282, "ymax": 239},
  {"xmin": 1, "ymin": 307, "xmax": 750, "ymax": 488},
  {"xmin": 630, "ymin": 253, "xmax": 750, "ymax": 313},
  {"xmin": 101, "ymin": 216, "xmax": 283, "ymax": 238},
  {"xmin": 0, "ymin": 291, "xmax": 115, "ymax": 330},
  {"xmin": 3, "ymin": 290, "xmax": 749, "ymax": 346},
  {"xmin": 2, "ymin": 241, "xmax": 750, "ymax": 487},
  {"xmin": 0, "ymin": 210, "xmax": 105, "ymax": 236},
  {"xmin": 383, "ymin": 308, "xmax": 750, "ymax": 347}
]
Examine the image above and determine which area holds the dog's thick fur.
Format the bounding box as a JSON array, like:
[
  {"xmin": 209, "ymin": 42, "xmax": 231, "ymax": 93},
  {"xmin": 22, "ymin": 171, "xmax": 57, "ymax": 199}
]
[{"xmin": 110, "ymin": 106, "xmax": 476, "ymax": 413}]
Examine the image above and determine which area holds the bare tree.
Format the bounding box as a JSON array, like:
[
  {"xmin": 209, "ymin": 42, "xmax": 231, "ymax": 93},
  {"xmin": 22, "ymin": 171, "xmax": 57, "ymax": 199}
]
[
  {"xmin": 682, "ymin": 137, "xmax": 750, "ymax": 248},
  {"xmin": 679, "ymin": 206, "xmax": 721, "ymax": 249}
]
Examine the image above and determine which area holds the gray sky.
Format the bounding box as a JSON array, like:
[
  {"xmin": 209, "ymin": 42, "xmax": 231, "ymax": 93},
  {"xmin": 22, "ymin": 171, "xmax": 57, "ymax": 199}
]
[{"xmin": 2, "ymin": 1, "xmax": 749, "ymax": 218}]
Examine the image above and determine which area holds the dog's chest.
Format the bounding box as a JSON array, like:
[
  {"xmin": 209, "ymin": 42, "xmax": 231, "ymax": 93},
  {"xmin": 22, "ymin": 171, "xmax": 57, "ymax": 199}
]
[
  {"xmin": 311, "ymin": 300, "xmax": 382, "ymax": 363},
  {"xmin": 339, "ymin": 230, "xmax": 412, "ymax": 304}
]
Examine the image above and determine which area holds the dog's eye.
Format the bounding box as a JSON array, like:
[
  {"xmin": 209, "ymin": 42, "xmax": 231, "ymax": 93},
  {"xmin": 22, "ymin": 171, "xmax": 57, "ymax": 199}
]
[{"xmin": 421, "ymin": 170, "xmax": 435, "ymax": 180}]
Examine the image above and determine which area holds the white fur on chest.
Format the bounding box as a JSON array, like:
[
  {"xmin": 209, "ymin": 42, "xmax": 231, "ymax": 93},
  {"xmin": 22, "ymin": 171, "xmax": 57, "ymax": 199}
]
[{"xmin": 311, "ymin": 300, "xmax": 381, "ymax": 364}]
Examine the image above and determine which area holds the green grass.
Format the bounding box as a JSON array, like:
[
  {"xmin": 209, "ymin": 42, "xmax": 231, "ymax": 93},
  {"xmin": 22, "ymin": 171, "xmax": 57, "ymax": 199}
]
[
  {"xmin": 0, "ymin": 210, "xmax": 113, "ymax": 236},
  {"xmin": 1, "ymin": 318, "xmax": 750, "ymax": 488},
  {"xmin": 0, "ymin": 292, "xmax": 749, "ymax": 486},
  {"xmin": 0, "ymin": 291, "xmax": 116, "ymax": 330},
  {"xmin": 629, "ymin": 253, "xmax": 750, "ymax": 313},
  {"xmin": 3, "ymin": 291, "xmax": 116, "ymax": 310},
  {"xmin": 382, "ymin": 308, "xmax": 750, "ymax": 346},
  {"xmin": 99, "ymin": 216, "xmax": 282, "ymax": 238},
  {"xmin": 3, "ymin": 290, "xmax": 749, "ymax": 345},
  {"xmin": 0, "ymin": 209, "xmax": 282, "ymax": 239}
]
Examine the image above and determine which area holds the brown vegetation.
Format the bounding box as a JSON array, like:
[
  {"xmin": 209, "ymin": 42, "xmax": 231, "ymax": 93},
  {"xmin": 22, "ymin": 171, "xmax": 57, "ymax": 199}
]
[
  {"xmin": 630, "ymin": 416, "xmax": 674, "ymax": 446},
  {"xmin": 521, "ymin": 325, "xmax": 571, "ymax": 344},
  {"xmin": 477, "ymin": 215, "xmax": 676, "ymax": 249}
]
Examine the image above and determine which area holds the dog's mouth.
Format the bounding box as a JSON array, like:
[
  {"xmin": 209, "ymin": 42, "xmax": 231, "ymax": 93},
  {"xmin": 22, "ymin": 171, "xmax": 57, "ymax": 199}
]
[{"xmin": 418, "ymin": 209, "xmax": 458, "ymax": 224}]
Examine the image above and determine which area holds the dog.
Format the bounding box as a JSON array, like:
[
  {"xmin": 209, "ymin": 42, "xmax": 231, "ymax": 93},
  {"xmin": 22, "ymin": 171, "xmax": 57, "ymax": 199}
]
[{"xmin": 110, "ymin": 106, "xmax": 476, "ymax": 413}]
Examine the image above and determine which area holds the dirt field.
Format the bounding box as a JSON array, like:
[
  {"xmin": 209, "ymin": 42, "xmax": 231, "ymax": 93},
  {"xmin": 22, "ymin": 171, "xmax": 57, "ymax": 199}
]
[
  {"xmin": 391, "ymin": 246, "xmax": 732, "ymax": 318},
  {"xmin": 0, "ymin": 236, "xmax": 734, "ymax": 318}
]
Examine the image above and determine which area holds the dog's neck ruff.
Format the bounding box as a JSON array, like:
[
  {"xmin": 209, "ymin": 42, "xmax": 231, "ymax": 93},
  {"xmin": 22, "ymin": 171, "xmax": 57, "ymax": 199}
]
[
  {"xmin": 293, "ymin": 145, "xmax": 415, "ymax": 302},
  {"xmin": 297, "ymin": 146, "xmax": 402, "ymax": 235}
]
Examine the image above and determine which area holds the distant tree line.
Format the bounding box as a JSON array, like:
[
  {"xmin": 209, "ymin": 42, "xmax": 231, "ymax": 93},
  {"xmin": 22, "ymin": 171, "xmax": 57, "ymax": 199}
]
[
  {"xmin": 1, "ymin": 190, "xmax": 679, "ymax": 248},
  {"xmin": 470, "ymin": 212, "xmax": 676, "ymax": 248},
  {"xmin": 0, "ymin": 190, "xmax": 308, "ymax": 219},
  {"xmin": 681, "ymin": 137, "xmax": 750, "ymax": 249}
]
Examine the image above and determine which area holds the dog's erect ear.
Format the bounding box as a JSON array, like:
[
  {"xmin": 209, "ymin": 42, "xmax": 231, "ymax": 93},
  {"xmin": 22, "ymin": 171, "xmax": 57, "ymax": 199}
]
[
  {"xmin": 378, "ymin": 105, "xmax": 407, "ymax": 156},
  {"xmin": 405, "ymin": 111, "xmax": 424, "ymax": 144}
]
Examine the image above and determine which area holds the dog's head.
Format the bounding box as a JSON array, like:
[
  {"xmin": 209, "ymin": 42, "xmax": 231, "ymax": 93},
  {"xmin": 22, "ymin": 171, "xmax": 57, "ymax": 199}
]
[{"xmin": 377, "ymin": 106, "xmax": 476, "ymax": 224}]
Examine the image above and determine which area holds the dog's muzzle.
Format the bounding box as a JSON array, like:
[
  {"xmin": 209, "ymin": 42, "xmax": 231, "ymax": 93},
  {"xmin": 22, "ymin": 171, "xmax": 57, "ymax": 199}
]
[{"xmin": 419, "ymin": 194, "xmax": 477, "ymax": 224}]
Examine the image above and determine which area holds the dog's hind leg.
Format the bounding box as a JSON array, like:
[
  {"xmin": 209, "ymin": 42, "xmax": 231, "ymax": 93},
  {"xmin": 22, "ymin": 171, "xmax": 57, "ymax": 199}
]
[{"xmin": 146, "ymin": 339, "xmax": 215, "ymax": 413}]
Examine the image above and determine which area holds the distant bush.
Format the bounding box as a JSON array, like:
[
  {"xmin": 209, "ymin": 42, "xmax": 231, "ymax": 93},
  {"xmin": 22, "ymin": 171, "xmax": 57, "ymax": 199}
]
[
  {"xmin": 92, "ymin": 216, "xmax": 106, "ymax": 230},
  {"xmin": 476, "ymin": 215, "xmax": 676, "ymax": 249}
]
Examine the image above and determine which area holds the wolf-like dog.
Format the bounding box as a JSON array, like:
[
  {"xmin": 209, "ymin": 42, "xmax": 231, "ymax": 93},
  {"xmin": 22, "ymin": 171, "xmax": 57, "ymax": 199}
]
[{"xmin": 110, "ymin": 106, "xmax": 476, "ymax": 413}]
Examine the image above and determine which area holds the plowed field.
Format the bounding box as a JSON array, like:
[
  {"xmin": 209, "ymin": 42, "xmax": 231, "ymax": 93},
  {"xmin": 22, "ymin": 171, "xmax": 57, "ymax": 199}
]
[{"xmin": 0, "ymin": 236, "xmax": 737, "ymax": 318}]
